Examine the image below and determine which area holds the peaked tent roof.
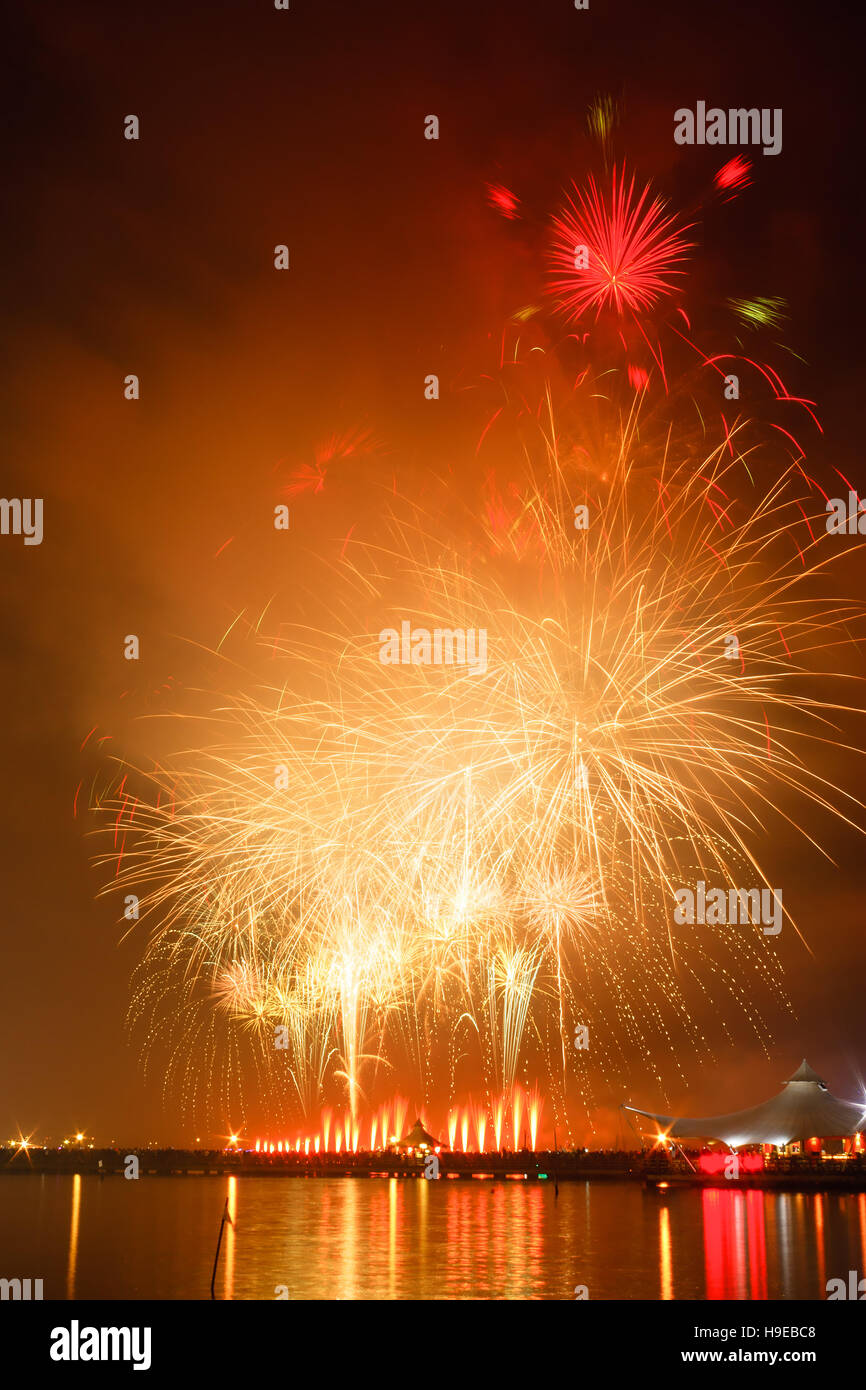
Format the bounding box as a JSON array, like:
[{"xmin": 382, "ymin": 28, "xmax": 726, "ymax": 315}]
[
  {"xmin": 787, "ymin": 1059, "xmax": 825, "ymax": 1084},
  {"xmin": 622, "ymin": 1060, "xmax": 866, "ymax": 1146},
  {"xmin": 394, "ymin": 1118, "xmax": 444, "ymax": 1149}
]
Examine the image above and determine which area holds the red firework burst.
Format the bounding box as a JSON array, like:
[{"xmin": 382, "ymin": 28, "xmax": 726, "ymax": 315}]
[
  {"xmin": 714, "ymin": 155, "xmax": 753, "ymax": 200},
  {"xmin": 547, "ymin": 167, "xmax": 692, "ymax": 320},
  {"xmin": 486, "ymin": 181, "xmax": 521, "ymax": 220},
  {"xmin": 282, "ymin": 426, "xmax": 381, "ymax": 499}
]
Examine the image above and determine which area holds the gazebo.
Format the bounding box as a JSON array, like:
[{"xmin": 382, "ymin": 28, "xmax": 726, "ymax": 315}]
[{"xmin": 394, "ymin": 1118, "xmax": 444, "ymax": 1151}]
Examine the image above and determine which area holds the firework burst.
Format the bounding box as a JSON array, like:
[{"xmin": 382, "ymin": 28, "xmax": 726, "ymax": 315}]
[
  {"xmin": 91, "ymin": 374, "xmax": 864, "ymax": 1137},
  {"xmin": 548, "ymin": 167, "xmax": 693, "ymax": 320},
  {"xmin": 89, "ymin": 153, "xmax": 865, "ymax": 1141}
]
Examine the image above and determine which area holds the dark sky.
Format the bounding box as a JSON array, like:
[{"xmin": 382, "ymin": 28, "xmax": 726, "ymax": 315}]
[{"xmin": 2, "ymin": 0, "xmax": 865, "ymax": 1146}]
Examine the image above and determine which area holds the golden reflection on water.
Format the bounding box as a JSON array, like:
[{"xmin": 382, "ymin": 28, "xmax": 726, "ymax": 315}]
[
  {"xmin": 417, "ymin": 1170, "xmax": 428, "ymax": 1272},
  {"xmin": 15, "ymin": 1175, "xmax": 866, "ymax": 1299},
  {"xmin": 66, "ymin": 1173, "xmax": 81, "ymax": 1299},
  {"xmin": 388, "ymin": 1178, "xmax": 398, "ymax": 1299},
  {"xmin": 659, "ymin": 1204, "xmax": 673, "ymax": 1300},
  {"xmin": 222, "ymin": 1176, "xmax": 236, "ymax": 1300},
  {"xmin": 333, "ymin": 1179, "xmax": 361, "ymax": 1301}
]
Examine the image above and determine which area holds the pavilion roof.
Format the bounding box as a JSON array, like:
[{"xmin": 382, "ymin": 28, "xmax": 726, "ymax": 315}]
[{"xmin": 623, "ymin": 1060, "xmax": 866, "ymax": 1146}]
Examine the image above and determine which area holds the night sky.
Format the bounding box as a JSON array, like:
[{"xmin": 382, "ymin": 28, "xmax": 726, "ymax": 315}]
[{"xmin": 2, "ymin": 0, "xmax": 865, "ymax": 1146}]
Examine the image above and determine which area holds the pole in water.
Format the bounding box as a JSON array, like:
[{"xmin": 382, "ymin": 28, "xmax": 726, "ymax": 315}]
[{"xmin": 210, "ymin": 1197, "xmax": 232, "ymax": 1299}]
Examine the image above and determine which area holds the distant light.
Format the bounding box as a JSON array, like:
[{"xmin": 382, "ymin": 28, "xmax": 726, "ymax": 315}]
[{"xmin": 75, "ymin": 1133, "xmax": 84, "ymax": 1142}]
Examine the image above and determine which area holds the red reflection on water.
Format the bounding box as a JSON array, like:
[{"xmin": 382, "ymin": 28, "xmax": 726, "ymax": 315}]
[
  {"xmin": 814, "ymin": 1194, "xmax": 826, "ymax": 1294},
  {"xmin": 702, "ymin": 1188, "xmax": 772, "ymax": 1299},
  {"xmin": 703, "ymin": 1190, "xmax": 746, "ymax": 1299},
  {"xmin": 746, "ymin": 1191, "xmax": 767, "ymax": 1299}
]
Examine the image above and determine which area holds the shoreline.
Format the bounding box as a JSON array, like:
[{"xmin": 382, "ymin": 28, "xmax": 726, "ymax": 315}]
[{"xmin": 4, "ymin": 1150, "xmax": 866, "ymax": 1191}]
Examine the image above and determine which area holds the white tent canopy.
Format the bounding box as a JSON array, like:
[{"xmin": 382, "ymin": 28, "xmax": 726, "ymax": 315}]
[{"xmin": 623, "ymin": 1060, "xmax": 866, "ymax": 1147}]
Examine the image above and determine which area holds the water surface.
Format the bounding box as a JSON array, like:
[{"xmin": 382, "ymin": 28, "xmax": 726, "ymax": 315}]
[{"xmin": 2, "ymin": 1175, "xmax": 865, "ymax": 1300}]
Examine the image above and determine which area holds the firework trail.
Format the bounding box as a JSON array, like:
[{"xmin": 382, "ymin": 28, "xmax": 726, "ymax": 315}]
[{"xmin": 91, "ymin": 393, "xmax": 864, "ymax": 1132}]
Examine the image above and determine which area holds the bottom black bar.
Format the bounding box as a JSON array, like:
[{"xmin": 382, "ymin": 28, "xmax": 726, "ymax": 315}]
[{"xmin": 1, "ymin": 1296, "xmax": 860, "ymax": 1376}]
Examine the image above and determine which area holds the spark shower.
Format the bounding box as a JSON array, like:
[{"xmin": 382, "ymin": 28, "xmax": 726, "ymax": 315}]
[{"xmin": 89, "ymin": 156, "xmax": 865, "ymax": 1145}]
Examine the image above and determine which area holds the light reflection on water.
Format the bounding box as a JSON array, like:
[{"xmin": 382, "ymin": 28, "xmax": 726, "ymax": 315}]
[
  {"xmin": 2, "ymin": 1176, "xmax": 865, "ymax": 1300},
  {"xmin": 65, "ymin": 1173, "xmax": 81, "ymax": 1300}
]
